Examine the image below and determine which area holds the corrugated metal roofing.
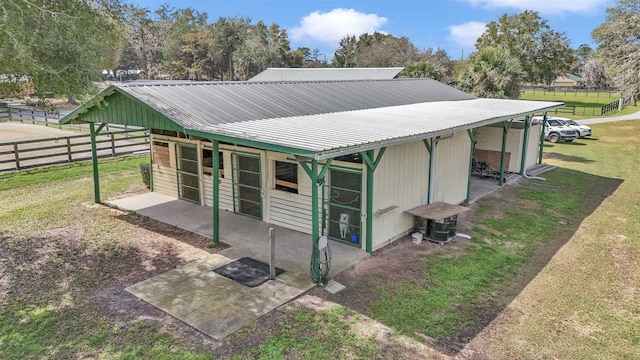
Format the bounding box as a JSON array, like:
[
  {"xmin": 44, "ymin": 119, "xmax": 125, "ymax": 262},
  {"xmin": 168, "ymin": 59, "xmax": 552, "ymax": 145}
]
[
  {"xmin": 115, "ymin": 79, "xmax": 475, "ymax": 129},
  {"xmin": 248, "ymin": 67, "xmax": 404, "ymax": 82},
  {"xmin": 63, "ymin": 79, "xmax": 563, "ymax": 159},
  {"xmin": 203, "ymin": 98, "xmax": 563, "ymax": 159}
]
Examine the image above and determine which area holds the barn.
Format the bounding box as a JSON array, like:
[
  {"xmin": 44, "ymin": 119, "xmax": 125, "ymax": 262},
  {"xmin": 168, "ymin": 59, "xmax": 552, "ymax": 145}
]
[{"xmin": 61, "ymin": 79, "xmax": 561, "ymax": 261}]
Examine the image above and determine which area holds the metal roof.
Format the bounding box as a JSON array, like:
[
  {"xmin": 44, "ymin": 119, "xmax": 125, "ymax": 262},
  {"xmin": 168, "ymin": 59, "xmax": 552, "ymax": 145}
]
[
  {"xmin": 202, "ymin": 98, "xmax": 563, "ymax": 159},
  {"xmin": 110, "ymin": 79, "xmax": 475, "ymax": 129},
  {"xmin": 248, "ymin": 67, "xmax": 404, "ymax": 82},
  {"xmin": 62, "ymin": 79, "xmax": 563, "ymax": 159}
]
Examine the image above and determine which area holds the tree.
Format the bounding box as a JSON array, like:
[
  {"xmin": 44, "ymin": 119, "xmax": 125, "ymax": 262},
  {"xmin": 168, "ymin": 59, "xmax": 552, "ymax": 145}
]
[
  {"xmin": 331, "ymin": 35, "xmax": 358, "ymax": 67},
  {"xmin": 458, "ymin": 47, "xmax": 523, "ymax": 99},
  {"xmin": 400, "ymin": 60, "xmax": 444, "ymax": 81},
  {"xmin": 593, "ymin": 0, "xmax": 640, "ymax": 105},
  {"xmin": 210, "ymin": 17, "xmax": 250, "ymax": 80},
  {"xmin": 0, "ymin": 0, "xmax": 127, "ymax": 100},
  {"xmin": 581, "ymin": 58, "xmax": 608, "ymax": 88},
  {"xmin": 476, "ymin": 11, "xmax": 575, "ymax": 85}
]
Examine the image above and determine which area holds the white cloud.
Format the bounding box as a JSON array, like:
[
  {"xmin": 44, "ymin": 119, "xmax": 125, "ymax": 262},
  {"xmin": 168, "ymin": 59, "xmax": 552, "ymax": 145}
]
[
  {"xmin": 290, "ymin": 8, "xmax": 388, "ymax": 46},
  {"xmin": 448, "ymin": 21, "xmax": 487, "ymax": 48},
  {"xmin": 464, "ymin": 0, "xmax": 607, "ymax": 14}
]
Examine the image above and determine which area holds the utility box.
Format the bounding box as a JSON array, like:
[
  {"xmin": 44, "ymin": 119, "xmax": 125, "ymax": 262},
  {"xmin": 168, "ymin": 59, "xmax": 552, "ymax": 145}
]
[{"xmin": 406, "ymin": 203, "xmax": 468, "ymax": 244}]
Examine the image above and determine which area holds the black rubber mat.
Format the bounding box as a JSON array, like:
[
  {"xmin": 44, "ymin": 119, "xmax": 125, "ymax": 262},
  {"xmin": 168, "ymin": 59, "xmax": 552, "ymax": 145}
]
[{"xmin": 212, "ymin": 257, "xmax": 284, "ymax": 287}]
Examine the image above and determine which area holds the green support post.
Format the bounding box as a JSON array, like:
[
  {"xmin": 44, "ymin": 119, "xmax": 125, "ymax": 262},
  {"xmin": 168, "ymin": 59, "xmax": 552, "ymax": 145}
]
[
  {"xmin": 499, "ymin": 120, "xmax": 512, "ymax": 186},
  {"xmin": 89, "ymin": 122, "xmax": 106, "ymax": 203},
  {"xmin": 298, "ymin": 157, "xmax": 332, "ymax": 283},
  {"xmin": 466, "ymin": 128, "xmax": 479, "ymax": 204},
  {"xmin": 422, "ymin": 137, "xmax": 439, "ymax": 204},
  {"xmin": 212, "ymin": 140, "xmax": 220, "ymax": 245},
  {"xmin": 519, "ymin": 116, "xmax": 530, "ymax": 175},
  {"xmin": 538, "ymin": 113, "xmax": 547, "ymax": 164},
  {"xmin": 360, "ymin": 148, "xmax": 385, "ymax": 255},
  {"xmin": 310, "ymin": 159, "xmax": 320, "ymax": 280}
]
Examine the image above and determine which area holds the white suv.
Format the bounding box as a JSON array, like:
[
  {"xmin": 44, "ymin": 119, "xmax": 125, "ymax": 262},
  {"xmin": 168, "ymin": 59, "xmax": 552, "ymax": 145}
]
[
  {"xmin": 531, "ymin": 116, "xmax": 579, "ymax": 143},
  {"xmin": 560, "ymin": 118, "xmax": 592, "ymax": 138}
]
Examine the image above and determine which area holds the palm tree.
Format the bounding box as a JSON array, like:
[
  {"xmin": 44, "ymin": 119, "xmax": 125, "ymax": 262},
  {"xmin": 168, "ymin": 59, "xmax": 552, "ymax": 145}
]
[{"xmin": 458, "ymin": 47, "xmax": 523, "ymax": 98}]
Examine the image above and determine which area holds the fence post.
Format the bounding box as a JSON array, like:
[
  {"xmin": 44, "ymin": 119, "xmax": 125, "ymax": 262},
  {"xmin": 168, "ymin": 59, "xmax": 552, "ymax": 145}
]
[
  {"xmin": 110, "ymin": 133, "xmax": 116, "ymax": 156},
  {"xmin": 8, "ymin": 107, "xmax": 12, "ymax": 121},
  {"xmin": 31, "ymin": 109, "xmax": 35, "ymax": 124},
  {"xmin": 66, "ymin": 137, "xmax": 72, "ymax": 162},
  {"xmin": 13, "ymin": 143, "xmax": 20, "ymax": 170}
]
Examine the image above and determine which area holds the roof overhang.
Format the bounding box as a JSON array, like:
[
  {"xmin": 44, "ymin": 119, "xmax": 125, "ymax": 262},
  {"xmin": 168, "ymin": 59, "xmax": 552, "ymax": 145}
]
[{"xmin": 200, "ymin": 98, "xmax": 563, "ymax": 160}]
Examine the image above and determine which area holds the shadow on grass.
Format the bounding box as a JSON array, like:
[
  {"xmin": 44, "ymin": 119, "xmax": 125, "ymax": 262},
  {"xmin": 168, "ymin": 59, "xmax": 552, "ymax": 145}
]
[
  {"xmin": 545, "ymin": 152, "xmax": 596, "ymax": 163},
  {"xmin": 428, "ymin": 168, "xmax": 624, "ymax": 355}
]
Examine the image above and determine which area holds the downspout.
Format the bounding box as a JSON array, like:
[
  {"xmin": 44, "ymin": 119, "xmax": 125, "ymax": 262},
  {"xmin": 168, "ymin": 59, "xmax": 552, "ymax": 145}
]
[
  {"xmin": 212, "ymin": 139, "xmax": 220, "ymax": 244},
  {"xmin": 520, "ymin": 116, "xmax": 546, "ymax": 181},
  {"xmin": 89, "ymin": 122, "xmax": 106, "ymax": 203}
]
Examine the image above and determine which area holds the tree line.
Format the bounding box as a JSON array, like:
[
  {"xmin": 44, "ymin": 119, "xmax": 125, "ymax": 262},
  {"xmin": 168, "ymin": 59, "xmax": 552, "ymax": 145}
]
[{"xmin": 0, "ymin": 0, "xmax": 638, "ymax": 105}]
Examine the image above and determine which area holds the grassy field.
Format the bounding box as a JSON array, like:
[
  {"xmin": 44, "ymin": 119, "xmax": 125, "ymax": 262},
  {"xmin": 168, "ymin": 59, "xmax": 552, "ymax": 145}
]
[
  {"xmin": 1, "ymin": 119, "xmax": 639, "ymax": 359},
  {"xmin": 520, "ymin": 89, "xmax": 639, "ymax": 120}
]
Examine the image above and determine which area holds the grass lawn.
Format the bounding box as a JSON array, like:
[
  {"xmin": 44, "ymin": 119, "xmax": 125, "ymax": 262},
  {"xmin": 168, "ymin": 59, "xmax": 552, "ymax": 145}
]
[
  {"xmin": 520, "ymin": 89, "xmax": 639, "ymax": 120},
  {"xmin": 1, "ymin": 119, "xmax": 639, "ymax": 359}
]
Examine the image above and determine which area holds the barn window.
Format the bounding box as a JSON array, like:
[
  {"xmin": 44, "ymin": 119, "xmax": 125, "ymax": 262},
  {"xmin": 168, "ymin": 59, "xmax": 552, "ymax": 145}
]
[
  {"xmin": 274, "ymin": 161, "xmax": 298, "ymax": 193},
  {"xmin": 152, "ymin": 141, "xmax": 170, "ymax": 166},
  {"xmin": 202, "ymin": 149, "xmax": 224, "ymax": 178}
]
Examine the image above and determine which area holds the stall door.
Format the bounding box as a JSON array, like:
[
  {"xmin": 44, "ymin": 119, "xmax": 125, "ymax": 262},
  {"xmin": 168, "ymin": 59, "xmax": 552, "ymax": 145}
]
[
  {"xmin": 177, "ymin": 144, "xmax": 200, "ymax": 204},
  {"xmin": 232, "ymin": 154, "xmax": 262, "ymax": 219},
  {"xmin": 325, "ymin": 168, "xmax": 362, "ymax": 246}
]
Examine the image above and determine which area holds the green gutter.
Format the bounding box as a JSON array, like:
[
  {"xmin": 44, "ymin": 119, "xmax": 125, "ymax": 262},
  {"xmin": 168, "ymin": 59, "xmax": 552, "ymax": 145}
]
[
  {"xmin": 187, "ymin": 130, "xmax": 316, "ymax": 159},
  {"xmin": 519, "ymin": 116, "xmax": 530, "ymax": 175},
  {"xmin": 466, "ymin": 128, "xmax": 479, "ymax": 204},
  {"xmin": 499, "ymin": 120, "xmax": 513, "ymax": 186}
]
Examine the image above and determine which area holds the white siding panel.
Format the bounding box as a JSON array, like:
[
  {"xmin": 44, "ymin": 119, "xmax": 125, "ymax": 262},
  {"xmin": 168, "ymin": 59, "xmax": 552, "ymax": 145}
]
[
  {"xmin": 372, "ymin": 140, "xmax": 430, "ymax": 250},
  {"xmin": 433, "ymin": 132, "xmax": 471, "ymax": 204},
  {"xmin": 269, "ymin": 190, "xmax": 313, "ymax": 234},
  {"xmin": 525, "ymin": 124, "xmax": 542, "ymax": 169},
  {"xmin": 151, "ymin": 165, "xmax": 178, "ymax": 198},
  {"xmin": 475, "ymin": 126, "xmax": 522, "ymax": 171},
  {"xmin": 202, "ymin": 175, "xmax": 234, "ymax": 211}
]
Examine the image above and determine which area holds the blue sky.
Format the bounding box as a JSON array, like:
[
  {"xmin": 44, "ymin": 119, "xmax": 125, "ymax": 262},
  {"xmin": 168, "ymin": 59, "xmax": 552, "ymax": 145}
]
[{"xmin": 132, "ymin": 0, "xmax": 613, "ymax": 61}]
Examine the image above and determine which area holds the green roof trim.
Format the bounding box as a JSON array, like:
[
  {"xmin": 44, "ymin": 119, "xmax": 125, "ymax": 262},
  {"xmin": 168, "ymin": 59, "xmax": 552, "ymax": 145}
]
[
  {"xmin": 566, "ymin": 73, "xmax": 584, "ymax": 82},
  {"xmin": 60, "ymin": 86, "xmax": 183, "ymax": 132}
]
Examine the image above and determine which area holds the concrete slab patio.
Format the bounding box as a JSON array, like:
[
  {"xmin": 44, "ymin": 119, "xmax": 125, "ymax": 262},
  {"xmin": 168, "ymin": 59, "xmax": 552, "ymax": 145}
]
[{"xmin": 110, "ymin": 192, "xmax": 369, "ymax": 339}]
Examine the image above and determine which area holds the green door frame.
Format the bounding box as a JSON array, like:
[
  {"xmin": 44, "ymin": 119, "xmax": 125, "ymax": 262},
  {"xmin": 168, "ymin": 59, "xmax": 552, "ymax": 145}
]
[
  {"xmin": 175, "ymin": 143, "xmax": 201, "ymax": 204},
  {"xmin": 231, "ymin": 152, "xmax": 263, "ymax": 219}
]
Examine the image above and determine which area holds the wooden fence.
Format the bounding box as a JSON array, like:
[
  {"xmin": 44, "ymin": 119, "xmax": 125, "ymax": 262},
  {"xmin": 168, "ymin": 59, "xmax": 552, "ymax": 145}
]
[
  {"xmin": 601, "ymin": 99, "xmax": 621, "ymax": 116},
  {"xmin": 0, "ymin": 105, "xmax": 143, "ymax": 133},
  {"xmin": 0, "ymin": 130, "xmax": 149, "ymax": 172}
]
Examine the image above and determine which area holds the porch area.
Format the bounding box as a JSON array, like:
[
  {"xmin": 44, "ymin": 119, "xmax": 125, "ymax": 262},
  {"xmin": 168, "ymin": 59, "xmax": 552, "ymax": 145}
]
[{"xmin": 109, "ymin": 192, "xmax": 368, "ymax": 339}]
